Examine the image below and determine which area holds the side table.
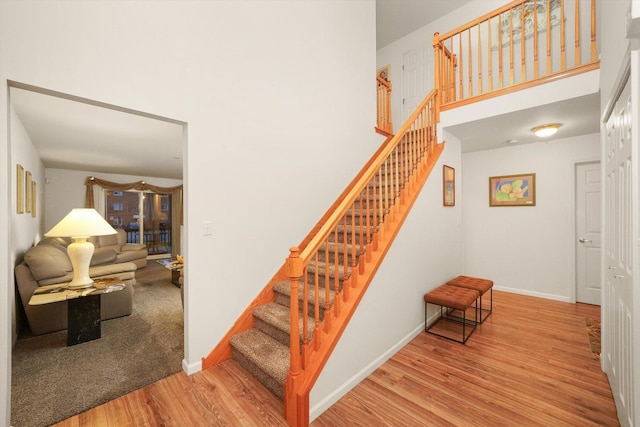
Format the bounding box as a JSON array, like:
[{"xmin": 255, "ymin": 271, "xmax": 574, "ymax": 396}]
[{"xmin": 29, "ymin": 277, "xmax": 125, "ymax": 346}]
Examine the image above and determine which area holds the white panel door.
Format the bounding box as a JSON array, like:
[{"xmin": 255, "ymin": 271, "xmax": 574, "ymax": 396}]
[
  {"xmin": 576, "ymin": 162, "xmax": 602, "ymax": 305},
  {"xmin": 401, "ymin": 47, "xmax": 432, "ymax": 122},
  {"xmin": 603, "ymin": 77, "xmax": 634, "ymax": 427}
]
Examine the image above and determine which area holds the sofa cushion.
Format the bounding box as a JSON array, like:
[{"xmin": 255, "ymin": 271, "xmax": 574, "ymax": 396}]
[
  {"xmin": 97, "ymin": 233, "xmax": 120, "ymax": 248},
  {"xmin": 24, "ymin": 244, "xmax": 72, "ymax": 281},
  {"xmin": 90, "ymin": 248, "xmax": 118, "ymax": 266}
]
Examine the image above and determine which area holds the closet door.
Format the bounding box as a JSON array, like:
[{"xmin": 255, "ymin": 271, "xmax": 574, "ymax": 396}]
[{"xmin": 603, "ymin": 76, "xmax": 635, "ymax": 427}]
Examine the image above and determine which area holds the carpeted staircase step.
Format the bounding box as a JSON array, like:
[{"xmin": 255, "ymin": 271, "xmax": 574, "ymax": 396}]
[
  {"xmin": 307, "ymin": 260, "xmax": 350, "ymax": 290},
  {"xmin": 254, "ymin": 302, "xmax": 315, "ymax": 347},
  {"xmin": 230, "ymin": 328, "xmax": 289, "ymax": 399},
  {"xmin": 326, "ymin": 224, "xmax": 377, "ymax": 244},
  {"xmin": 317, "ymin": 242, "xmax": 364, "ymax": 264},
  {"xmin": 273, "ymin": 280, "xmax": 334, "ymax": 320}
]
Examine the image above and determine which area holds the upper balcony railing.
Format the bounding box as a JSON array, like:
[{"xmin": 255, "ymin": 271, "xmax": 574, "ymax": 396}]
[{"xmin": 434, "ymin": 0, "xmax": 599, "ymax": 110}]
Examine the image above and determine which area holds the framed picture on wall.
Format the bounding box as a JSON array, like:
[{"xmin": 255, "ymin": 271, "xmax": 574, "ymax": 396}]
[
  {"xmin": 25, "ymin": 171, "xmax": 32, "ymax": 213},
  {"xmin": 443, "ymin": 165, "xmax": 455, "ymax": 206},
  {"xmin": 31, "ymin": 181, "xmax": 37, "ymax": 218},
  {"xmin": 489, "ymin": 173, "xmax": 536, "ymax": 207},
  {"xmin": 16, "ymin": 164, "xmax": 24, "ymax": 214}
]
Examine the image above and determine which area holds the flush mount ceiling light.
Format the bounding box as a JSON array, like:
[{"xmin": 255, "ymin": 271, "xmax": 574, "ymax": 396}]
[{"xmin": 532, "ymin": 123, "xmax": 561, "ymax": 138}]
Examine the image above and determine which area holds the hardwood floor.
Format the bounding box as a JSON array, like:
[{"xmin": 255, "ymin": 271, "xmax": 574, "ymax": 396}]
[{"xmin": 53, "ymin": 291, "xmax": 618, "ymax": 426}]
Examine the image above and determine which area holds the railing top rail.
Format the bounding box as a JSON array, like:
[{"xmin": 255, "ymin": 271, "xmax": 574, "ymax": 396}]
[
  {"xmin": 299, "ymin": 88, "xmax": 438, "ymax": 262},
  {"xmin": 438, "ymin": 0, "xmax": 536, "ymax": 42}
]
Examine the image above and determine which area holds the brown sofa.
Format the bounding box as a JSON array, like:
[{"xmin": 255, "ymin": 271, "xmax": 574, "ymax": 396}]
[
  {"xmin": 15, "ymin": 234, "xmax": 144, "ymax": 335},
  {"xmin": 89, "ymin": 228, "xmax": 148, "ymax": 268}
]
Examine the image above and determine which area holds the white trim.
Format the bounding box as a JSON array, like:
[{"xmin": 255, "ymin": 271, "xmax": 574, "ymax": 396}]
[
  {"xmin": 493, "ymin": 286, "xmax": 571, "ymax": 303},
  {"xmin": 310, "ymin": 320, "xmax": 432, "ymax": 422},
  {"xmin": 182, "ymin": 358, "xmax": 201, "ymax": 376}
]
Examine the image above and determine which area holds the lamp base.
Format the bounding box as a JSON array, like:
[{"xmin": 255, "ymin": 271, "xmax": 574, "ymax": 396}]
[{"xmin": 66, "ymin": 237, "xmax": 95, "ymax": 289}]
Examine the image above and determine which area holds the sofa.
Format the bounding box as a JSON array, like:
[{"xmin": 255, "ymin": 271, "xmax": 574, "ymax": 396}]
[
  {"xmin": 15, "ymin": 232, "xmax": 145, "ymax": 335},
  {"xmin": 89, "ymin": 228, "xmax": 148, "ymax": 268}
]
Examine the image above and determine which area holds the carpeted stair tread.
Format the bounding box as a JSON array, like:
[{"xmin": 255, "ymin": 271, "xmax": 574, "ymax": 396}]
[
  {"xmin": 254, "ymin": 302, "xmax": 315, "ymax": 339},
  {"xmin": 318, "ymin": 242, "xmax": 363, "ymax": 256},
  {"xmin": 229, "ymin": 329, "xmax": 289, "ymax": 385},
  {"xmin": 273, "ymin": 280, "xmax": 335, "ymax": 307}
]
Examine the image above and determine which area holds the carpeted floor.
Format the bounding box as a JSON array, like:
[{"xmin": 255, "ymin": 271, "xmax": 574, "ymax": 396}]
[
  {"xmin": 11, "ymin": 261, "xmax": 184, "ymax": 427},
  {"xmin": 585, "ymin": 317, "xmax": 601, "ymax": 358}
]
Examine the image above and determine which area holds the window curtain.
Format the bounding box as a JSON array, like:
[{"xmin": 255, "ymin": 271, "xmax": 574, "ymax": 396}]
[{"xmin": 85, "ymin": 176, "xmax": 184, "ymax": 257}]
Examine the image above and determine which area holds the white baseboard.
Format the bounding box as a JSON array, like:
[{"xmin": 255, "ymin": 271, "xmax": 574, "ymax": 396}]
[
  {"xmin": 182, "ymin": 358, "xmax": 202, "ymax": 375},
  {"xmin": 309, "ymin": 318, "xmax": 434, "ymax": 422},
  {"xmin": 494, "ymin": 286, "xmax": 570, "ymax": 303}
]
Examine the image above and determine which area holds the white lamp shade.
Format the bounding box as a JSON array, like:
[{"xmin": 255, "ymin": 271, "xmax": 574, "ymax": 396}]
[{"xmin": 45, "ymin": 208, "xmax": 116, "ymax": 238}]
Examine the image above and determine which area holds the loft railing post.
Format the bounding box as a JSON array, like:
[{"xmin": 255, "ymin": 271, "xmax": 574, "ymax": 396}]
[{"xmin": 433, "ymin": 32, "xmax": 442, "ymax": 114}]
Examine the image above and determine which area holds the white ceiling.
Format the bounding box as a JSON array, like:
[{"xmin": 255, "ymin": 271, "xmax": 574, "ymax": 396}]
[
  {"xmin": 376, "ymin": 0, "xmax": 471, "ymax": 49},
  {"xmin": 10, "ymin": 1, "xmax": 599, "ymax": 179},
  {"xmin": 10, "ymin": 87, "xmax": 184, "ymax": 180}
]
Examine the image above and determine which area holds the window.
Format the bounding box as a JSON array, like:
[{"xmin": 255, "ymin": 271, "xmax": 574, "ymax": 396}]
[
  {"xmin": 113, "ymin": 203, "xmax": 123, "ymax": 211},
  {"xmin": 113, "ymin": 191, "xmax": 123, "ymax": 196}
]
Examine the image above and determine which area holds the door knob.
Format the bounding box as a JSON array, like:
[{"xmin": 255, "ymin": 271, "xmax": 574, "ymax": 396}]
[{"xmin": 579, "ymin": 238, "xmax": 592, "ymax": 243}]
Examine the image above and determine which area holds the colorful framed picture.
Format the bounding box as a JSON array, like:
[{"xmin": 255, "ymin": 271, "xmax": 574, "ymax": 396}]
[
  {"xmin": 443, "ymin": 165, "xmax": 455, "ymax": 206},
  {"xmin": 489, "ymin": 173, "xmax": 536, "ymax": 207},
  {"xmin": 16, "ymin": 164, "xmax": 24, "ymax": 214}
]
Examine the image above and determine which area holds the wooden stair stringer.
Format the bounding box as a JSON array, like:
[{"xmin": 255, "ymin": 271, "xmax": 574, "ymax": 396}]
[{"xmin": 292, "ymin": 141, "xmax": 445, "ymax": 399}]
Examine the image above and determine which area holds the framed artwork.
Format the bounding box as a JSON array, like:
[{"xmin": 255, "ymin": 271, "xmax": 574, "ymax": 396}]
[
  {"xmin": 443, "ymin": 165, "xmax": 455, "ymax": 206},
  {"xmin": 31, "ymin": 181, "xmax": 37, "ymax": 218},
  {"xmin": 376, "ymin": 64, "xmax": 390, "ymax": 82},
  {"xmin": 16, "ymin": 164, "xmax": 24, "ymax": 214},
  {"xmin": 25, "ymin": 171, "xmax": 32, "ymax": 213},
  {"xmin": 489, "ymin": 173, "xmax": 536, "ymax": 207}
]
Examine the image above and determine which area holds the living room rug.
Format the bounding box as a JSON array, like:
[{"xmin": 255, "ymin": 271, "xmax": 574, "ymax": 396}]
[
  {"xmin": 585, "ymin": 317, "xmax": 601, "ymax": 358},
  {"xmin": 11, "ymin": 261, "xmax": 184, "ymax": 427}
]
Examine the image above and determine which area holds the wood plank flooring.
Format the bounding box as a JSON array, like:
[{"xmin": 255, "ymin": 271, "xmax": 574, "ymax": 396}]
[{"xmin": 53, "ymin": 291, "xmax": 618, "ymax": 426}]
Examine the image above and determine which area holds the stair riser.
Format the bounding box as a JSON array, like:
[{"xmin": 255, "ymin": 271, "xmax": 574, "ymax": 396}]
[
  {"xmin": 315, "ymin": 249, "xmax": 360, "ymax": 265},
  {"xmin": 306, "ymin": 272, "xmax": 344, "ymax": 291},
  {"xmin": 231, "ymin": 349, "xmax": 284, "ymax": 399},
  {"xmin": 273, "ymin": 292, "xmax": 328, "ymax": 321},
  {"xmin": 254, "ymin": 318, "xmax": 309, "ymax": 349},
  {"xmin": 327, "ymin": 231, "xmax": 370, "ymax": 245}
]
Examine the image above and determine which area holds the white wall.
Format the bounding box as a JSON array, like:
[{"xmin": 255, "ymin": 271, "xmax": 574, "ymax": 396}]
[
  {"xmin": 600, "ymin": 0, "xmax": 632, "ymax": 111},
  {"xmin": 44, "ymin": 168, "xmax": 183, "ymax": 231},
  {"xmin": 311, "ymin": 136, "xmax": 463, "ymax": 419},
  {"xmin": 462, "ymin": 134, "xmax": 600, "ymax": 301},
  {"xmin": 0, "ymin": 1, "xmax": 377, "ymax": 424},
  {"xmin": 9, "ymin": 105, "xmax": 45, "ymax": 342}
]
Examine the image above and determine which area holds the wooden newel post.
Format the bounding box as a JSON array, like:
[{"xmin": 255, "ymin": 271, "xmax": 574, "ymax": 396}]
[
  {"xmin": 286, "ymin": 247, "xmax": 303, "ymax": 376},
  {"xmin": 285, "ymin": 247, "xmax": 306, "ymax": 426},
  {"xmin": 432, "ymin": 32, "xmax": 441, "ymax": 122}
]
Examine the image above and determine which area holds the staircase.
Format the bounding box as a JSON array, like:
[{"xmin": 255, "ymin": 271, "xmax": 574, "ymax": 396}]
[{"xmin": 203, "ymin": 89, "xmax": 443, "ymax": 426}]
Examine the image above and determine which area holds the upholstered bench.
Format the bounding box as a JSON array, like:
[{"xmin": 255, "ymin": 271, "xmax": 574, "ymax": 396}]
[
  {"xmin": 424, "ymin": 284, "xmax": 479, "ymax": 344},
  {"xmin": 446, "ymin": 275, "xmax": 493, "ymax": 323}
]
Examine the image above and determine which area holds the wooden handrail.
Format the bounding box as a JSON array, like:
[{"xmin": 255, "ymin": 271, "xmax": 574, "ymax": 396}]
[{"xmin": 434, "ymin": 0, "xmax": 599, "ymax": 108}]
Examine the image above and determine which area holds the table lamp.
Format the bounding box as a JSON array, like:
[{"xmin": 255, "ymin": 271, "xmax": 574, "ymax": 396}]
[{"xmin": 45, "ymin": 208, "xmax": 117, "ymax": 289}]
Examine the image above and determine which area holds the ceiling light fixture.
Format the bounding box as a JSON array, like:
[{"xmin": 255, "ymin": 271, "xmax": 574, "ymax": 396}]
[{"xmin": 532, "ymin": 123, "xmax": 561, "ymax": 138}]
